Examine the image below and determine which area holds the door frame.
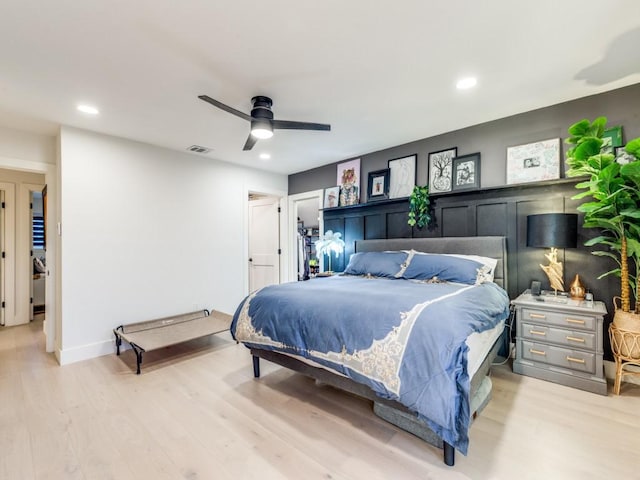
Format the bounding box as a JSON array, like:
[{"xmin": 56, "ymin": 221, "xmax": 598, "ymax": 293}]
[
  {"xmin": 287, "ymin": 190, "xmax": 324, "ymax": 281},
  {"xmin": 243, "ymin": 186, "xmax": 287, "ymax": 296}
]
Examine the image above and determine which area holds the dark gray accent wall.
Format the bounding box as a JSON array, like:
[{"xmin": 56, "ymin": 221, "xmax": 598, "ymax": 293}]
[{"xmin": 289, "ymin": 83, "xmax": 640, "ymax": 197}]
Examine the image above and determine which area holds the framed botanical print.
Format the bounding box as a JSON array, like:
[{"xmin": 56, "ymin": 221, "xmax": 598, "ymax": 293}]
[
  {"xmin": 428, "ymin": 147, "xmax": 457, "ymax": 194},
  {"xmin": 452, "ymin": 152, "xmax": 481, "ymax": 191}
]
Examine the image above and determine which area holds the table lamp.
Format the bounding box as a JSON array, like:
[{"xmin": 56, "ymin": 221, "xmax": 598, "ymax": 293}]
[{"xmin": 527, "ymin": 213, "xmax": 578, "ymax": 293}]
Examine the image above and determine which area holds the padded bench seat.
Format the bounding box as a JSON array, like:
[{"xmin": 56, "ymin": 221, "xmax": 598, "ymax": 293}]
[{"xmin": 114, "ymin": 309, "xmax": 231, "ymax": 374}]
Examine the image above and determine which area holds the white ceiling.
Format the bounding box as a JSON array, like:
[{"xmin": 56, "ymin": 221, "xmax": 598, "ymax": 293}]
[{"xmin": 1, "ymin": 0, "xmax": 639, "ymax": 175}]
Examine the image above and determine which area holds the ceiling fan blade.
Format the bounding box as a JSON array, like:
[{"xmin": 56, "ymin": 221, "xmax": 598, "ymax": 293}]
[
  {"xmin": 271, "ymin": 119, "xmax": 331, "ymax": 131},
  {"xmin": 243, "ymin": 134, "xmax": 258, "ymax": 151},
  {"xmin": 198, "ymin": 95, "xmax": 251, "ymax": 122}
]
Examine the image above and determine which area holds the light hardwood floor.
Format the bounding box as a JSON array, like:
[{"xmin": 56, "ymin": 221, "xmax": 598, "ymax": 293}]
[{"xmin": 1, "ymin": 320, "xmax": 639, "ymax": 480}]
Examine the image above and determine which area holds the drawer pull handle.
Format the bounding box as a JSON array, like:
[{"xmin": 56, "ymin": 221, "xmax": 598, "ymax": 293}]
[
  {"xmin": 565, "ymin": 318, "xmax": 585, "ymax": 325},
  {"xmin": 529, "ymin": 329, "xmax": 546, "ymax": 336},
  {"xmin": 566, "ymin": 336, "xmax": 585, "ymax": 343},
  {"xmin": 566, "ymin": 356, "xmax": 585, "ymax": 364},
  {"xmin": 529, "ymin": 313, "xmax": 546, "ymax": 319},
  {"xmin": 529, "ymin": 349, "xmax": 546, "ymax": 356}
]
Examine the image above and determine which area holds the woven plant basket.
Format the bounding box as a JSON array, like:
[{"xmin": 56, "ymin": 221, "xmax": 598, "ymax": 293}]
[{"xmin": 612, "ymin": 297, "xmax": 640, "ymax": 359}]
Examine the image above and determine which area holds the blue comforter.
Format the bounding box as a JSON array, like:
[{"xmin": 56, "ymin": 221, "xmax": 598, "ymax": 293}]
[{"xmin": 231, "ymin": 276, "xmax": 510, "ymax": 454}]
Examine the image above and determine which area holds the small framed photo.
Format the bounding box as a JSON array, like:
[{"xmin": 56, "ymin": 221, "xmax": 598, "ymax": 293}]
[
  {"xmin": 602, "ymin": 126, "xmax": 623, "ymax": 154},
  {"xmin": 337, "ymin": 158, "xmax": 361, "ymax": 206},
  {"xmin": 506, "ymin": 138, "xmax": 560, "ymax": 185},
  {"xmin": 367, "ymin": 169, "xmax": 390, "ymax": 202},
  {"xmin": 323, "ymin": 186, "xmax": 340, "ymax": 209},
  {"xmin": 615, "ymin": 145, "xmax": 635, "ymax": 165},
  {"xmin": 428, "ymin": 147, "xmax": 457, "ymax": 194},
  {"xmin": 387, "ymin": 154, "xmax": 416, "ymax": 199},
  {"xmin": 452, "ymin": 152, "xmax": 481, "ymax": 191}
]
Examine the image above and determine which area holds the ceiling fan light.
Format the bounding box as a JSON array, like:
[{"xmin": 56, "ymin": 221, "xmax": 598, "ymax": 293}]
[{"xmin": 251, "ymin": 126, "xmax": 273, "ymax": 139}]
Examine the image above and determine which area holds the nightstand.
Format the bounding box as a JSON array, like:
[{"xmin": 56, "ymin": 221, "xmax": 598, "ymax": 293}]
[{"xmin": 512, "ymin": 291, "xmax": 608, "ymax": 395}]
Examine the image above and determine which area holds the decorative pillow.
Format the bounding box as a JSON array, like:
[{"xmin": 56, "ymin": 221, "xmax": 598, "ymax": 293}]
[
  {"xmin": 343, "ymin": 251, "xmax": 409, "ymax": 278},
  {"xmin": 402, "ymin": 252, "xmax": 485, "ymax": 285},
  {"xmin": 442, "ymin": 253, "xmax": 498, "ymax": 282}
]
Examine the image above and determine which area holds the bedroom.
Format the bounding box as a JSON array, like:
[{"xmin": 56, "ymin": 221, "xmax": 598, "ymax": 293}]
[{"xmin": 1, "ymin": 1, "xmax": 639, "ymax": 478}]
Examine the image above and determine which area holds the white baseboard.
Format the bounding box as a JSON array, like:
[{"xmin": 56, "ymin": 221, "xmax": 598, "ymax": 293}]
[{"xmin": 58, "ymin": 339, "xmax": 115, "ymax": 365}]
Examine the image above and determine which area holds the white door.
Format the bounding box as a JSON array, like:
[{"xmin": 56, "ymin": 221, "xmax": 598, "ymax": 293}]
[{"xmin": 248, "ymin": 196, "xmax": 280, "ymax": 292}]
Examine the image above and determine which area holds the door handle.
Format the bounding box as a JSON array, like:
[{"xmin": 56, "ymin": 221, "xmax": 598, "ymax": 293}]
[{"xmin": 249, "ymin": 258, "xmax": 253, "ymax": 262}]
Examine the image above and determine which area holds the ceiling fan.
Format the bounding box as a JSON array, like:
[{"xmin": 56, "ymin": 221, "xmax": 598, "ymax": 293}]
[{"xmin": 198, "ymin": 95, "xmax": 331, "ymax": 151}]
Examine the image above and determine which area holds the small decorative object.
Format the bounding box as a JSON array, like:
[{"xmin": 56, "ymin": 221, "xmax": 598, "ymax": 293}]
[
  {"xmin": 506, "ymin": 138, "xmax": 561, "ymax": 185},
  {"xmin": 407, "ymin": 185, "xmax": 431, "ymax": 229},
  {"xmin": 566, "ymin": 116, "xmax": 640, "ymax": 330},
  {"xmin": 314, "ymin": 230, "xmax": 345, "ymax": 274},
  {"xmin": 602, "ymin": 125, "xmax": 623, "ymax": 154},
  {"xmin": 428, "ymin": 147, "xmax": 457, "ymax": 194},
  {"xmin": 367, "ymin": 168, "xmax": 390, "ymax": 202},
  {"xmin": 569, "ymin": 274, "xmax": 586, "ymax": 300},
  {"xmin": 526, "ymin": 213, "xmax": 578, "ymax": 293},
  {"xmin": 337, "ymin": 158, "xmax": 361, "ymax": 206},
  {"xmin": 388, "ymin": 154, "xmax": 417, "ymax": 199},
  {"xmin": 452, "ymin": 152, "xmax": 481, "ymax": 191},
  {"xmin": 323, "ymin": 186, "xmax": 340, "ymax": 209}
]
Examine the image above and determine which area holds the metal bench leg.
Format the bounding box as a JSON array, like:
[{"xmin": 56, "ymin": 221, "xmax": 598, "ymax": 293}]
[
  {"xmin": 253, "ymin": 355, "xmax": 260, "ymax": 378},
  {"xmin": 443, "ymin": 442, "xmax": 455, "ymax": 466},
  {"xmin": 114, "ymin": 332, "xmax": 122, "ymax": 356},
  {"xmin": 130, "ymin": 344, "xmax": 144, "ymax": 375}
]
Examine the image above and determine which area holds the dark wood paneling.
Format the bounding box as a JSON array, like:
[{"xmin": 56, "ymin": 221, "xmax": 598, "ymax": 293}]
[{"xmin": 322, "ymin": 179, "xmax": 618, "ymax": 358}]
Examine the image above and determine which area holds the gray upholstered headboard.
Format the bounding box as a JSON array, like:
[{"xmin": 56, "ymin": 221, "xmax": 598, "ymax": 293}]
[{"xmin": 355, "ymin": 236, "xmax": 508, "ymax": 289}]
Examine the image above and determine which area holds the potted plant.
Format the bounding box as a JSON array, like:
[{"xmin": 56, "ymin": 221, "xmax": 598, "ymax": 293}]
[
  {"xmin": 407, "ymin": 185, "xmax": 431, "ymax": 228},
  {"xmin": 565, "ymin": 117, "xmax": 640, "ymax": 331}
]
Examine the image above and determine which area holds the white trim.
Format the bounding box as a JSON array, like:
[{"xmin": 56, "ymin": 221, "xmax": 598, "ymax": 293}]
[
  {"xmin": 58, "ymin": 339, "xmax": 114, "ymax": 365},
  {"xmin": 287, "ymin": 190, "xmax": 324, "ymax": 281}
]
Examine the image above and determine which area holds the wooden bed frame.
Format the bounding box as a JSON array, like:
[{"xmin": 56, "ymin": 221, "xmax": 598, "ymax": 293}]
[{"xmin": 250, "ymin": 236, "xmax": 508, "ymax": 466}]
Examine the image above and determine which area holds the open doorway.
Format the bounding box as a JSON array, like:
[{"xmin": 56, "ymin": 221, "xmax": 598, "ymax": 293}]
[
  {"xmin": 287, "ymin": 190, "xmax": 323, "ymax": 282},
  {"xmin": 30, "ymin": 189, "xmax": 46, "ymax": 321}
]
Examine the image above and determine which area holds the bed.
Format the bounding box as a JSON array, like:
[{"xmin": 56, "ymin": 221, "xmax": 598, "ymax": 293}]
[{"xmin": 231, "ymin": 236, "xmax": 509, "ymax": 466}]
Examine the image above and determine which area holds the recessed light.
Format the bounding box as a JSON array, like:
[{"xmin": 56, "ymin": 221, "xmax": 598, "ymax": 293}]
[
  {"xmin": 77, "ymin": 104, "xmax": 99, "ymax": 115},
  {"xmin": 456, "ymin": 77, "xmax": 477, "ymax": 90},
  {"xmin": 259, "ymin": 153, "xmax": 271, "ymax": 160}
]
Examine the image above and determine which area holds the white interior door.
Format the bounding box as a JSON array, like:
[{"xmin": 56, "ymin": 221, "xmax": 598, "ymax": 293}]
[{"xmin": 248, "ymin": 196, "xmax": 280, "ymax": 292}]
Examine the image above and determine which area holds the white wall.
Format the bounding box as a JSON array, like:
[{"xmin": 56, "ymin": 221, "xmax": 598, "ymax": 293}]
[{"xmin": 58, "ymin": 127, "xmax": 287, "ymax": 364}]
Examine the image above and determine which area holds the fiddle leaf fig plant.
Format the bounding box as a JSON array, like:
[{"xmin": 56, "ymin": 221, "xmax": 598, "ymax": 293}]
[
  {"xmin": 566, "ymin": 117, "xmax": 640, "ymax": 313},
  {"xmin": 408, "ymin": 185, "xmax": 431, "ymax": 229}
]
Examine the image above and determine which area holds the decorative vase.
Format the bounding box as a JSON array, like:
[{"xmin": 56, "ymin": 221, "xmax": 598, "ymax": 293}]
[{"xmin": 569, "ymin": 274, "xmax": 586, "ymax": 300}]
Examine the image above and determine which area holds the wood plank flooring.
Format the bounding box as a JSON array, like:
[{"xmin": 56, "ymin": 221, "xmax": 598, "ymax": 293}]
[{"xmin": 1, "ymin": 320, "xmax": 639, "ymax": 479}]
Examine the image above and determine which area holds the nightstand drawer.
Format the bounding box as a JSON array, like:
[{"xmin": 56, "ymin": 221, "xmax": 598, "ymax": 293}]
[
  {"xmin": 521, "ymin": 308, "xmax": 595, "ymax": 331},
  {"xmin": 521, "ymin": 322, "xmax": 596, "ymax": 349},
  {"xmin": 521, "ymin": 340, "xmax": 595, "ymax": 374}
]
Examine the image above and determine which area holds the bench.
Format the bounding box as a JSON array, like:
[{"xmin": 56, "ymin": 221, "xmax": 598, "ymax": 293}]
[{"xmin": 114, "ymin": 309, "xmax": 232, "ymax": 374}]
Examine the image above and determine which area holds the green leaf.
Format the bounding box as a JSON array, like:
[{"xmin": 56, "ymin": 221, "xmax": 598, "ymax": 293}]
[{"xmin": 568, "ymin": 119, "xmax": 591, "ymax": 137}]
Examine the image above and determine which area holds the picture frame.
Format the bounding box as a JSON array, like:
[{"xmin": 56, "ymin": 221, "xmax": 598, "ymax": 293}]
[
  {"xmin": 452, "ymin": 152, "xmax": 481, "ymax": 191},
  {"xmin": 387, "ymin": 154, "xmax": 416, "ymax": 199},
  {"xmin": 366, "ymin": 169, "xmax": 390, "ymax": 202},
  {"xmin": 323, "ymin": 186, "xmax": 340, "ymax": 209},
  {"xmin": 506, "ymin": 138, "xmax": 560, "ymax": 185},
  {"xmin": 336, "ymin": 158, "xmax": 361, "ymax": 206},
  {"xmin": 428, "ymin": 147, "xmax": 457, "ymax": 194},
  {"xmin": 602, "ymin": 126, "xmax": 623, "ymax": 154},
  {"xmin": 615, "ymin": 145, "xmax": 635, "ymax": 165}
]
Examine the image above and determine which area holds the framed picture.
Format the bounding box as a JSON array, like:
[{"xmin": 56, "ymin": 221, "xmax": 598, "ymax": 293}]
[
  {"xmin": 602, "ymin": 126, "xmax": 623, "ymax": 154},
  {"xmin": 506, "ymin": 138, "xmax": 560, "ymax": 185},
  {"xmin": 452, "ymin": 152, "xmax": 481, "ymax": 191},
  {"xmin": 336, "ymin": 158, "xmax": 361, "ymax": 206},
  {"xmin": 615, "ymin": 145, "xmax": 635, "ymax": 165},
  {"xmin": 323, "ymin": 186, "xmax": 340, "ymax": 209},
  {"xmin": 387, "ymin": 154, "xmax": 416, "ymax": 199},
  {"xmin": 367, "ymin": 169, "xmax": 390, "ymax": 202},
  {"xmin": 428, "ymin": 147, "xmax": 457, "ymax": 194}
]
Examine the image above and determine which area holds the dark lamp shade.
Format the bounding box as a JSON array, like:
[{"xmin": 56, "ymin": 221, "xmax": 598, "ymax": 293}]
[{"xmin": 527, "ymin": 213, "xmax": 578, "ymax": 249}]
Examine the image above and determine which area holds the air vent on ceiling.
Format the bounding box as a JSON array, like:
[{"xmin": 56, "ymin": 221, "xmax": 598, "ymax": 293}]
[{"xmin": 187, "ymin": 145, "xmax": 212, "ymax": 154}]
